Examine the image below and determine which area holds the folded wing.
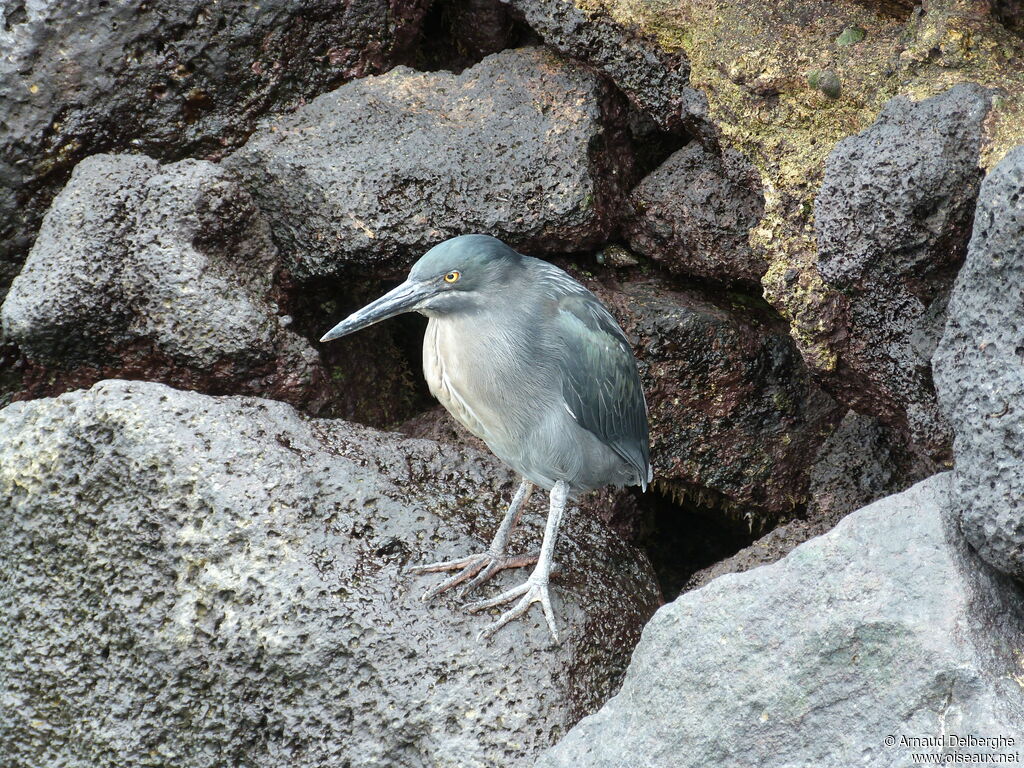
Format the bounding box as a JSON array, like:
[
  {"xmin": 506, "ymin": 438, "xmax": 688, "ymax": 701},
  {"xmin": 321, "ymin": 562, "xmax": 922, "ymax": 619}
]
[{"xmin": 553, "ymin": 292, "xmax": 652, "ymax": 490}]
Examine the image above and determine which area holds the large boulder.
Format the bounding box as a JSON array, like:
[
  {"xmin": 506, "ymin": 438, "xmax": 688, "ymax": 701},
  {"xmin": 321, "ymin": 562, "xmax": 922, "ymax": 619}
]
[
  {"xmin": 224, "ymin": 47, "xmax": 633, "ymax": 280},
  {"xmin": 0, "ymin": 0, "xmax": 427, "ymax": 285},
  {"xmin": 0, "ymin": 154, "xmax": 341, "ymax": 414},
  {"xmin": 595, "ymin": 279, "xmax": 840, "ymax": 527},
  {"xmin": 623, "ymin": 143, "xmax": 765, "ymax": 286},
  {"xmin": 538, "ymin": 474, "xmax": 1024, "ymax": 767},
  {"xmin": 934, "ymin": 145, "xmax": 1024, "ymax": 581},
  {"xmin": 0, "ymin": 379, "xmax": 660, "ymax": 767},
  {"xmin": 812, "ymin": 83, "xmax": 991, "ymax": 458}
]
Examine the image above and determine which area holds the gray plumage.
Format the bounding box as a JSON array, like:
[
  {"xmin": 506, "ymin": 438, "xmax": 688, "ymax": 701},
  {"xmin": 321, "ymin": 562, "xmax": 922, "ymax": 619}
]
[
  {"xmin": 321, "ymin": 234, "xmax": 651, "ymax": 642},
  {"xmin": 416, "ymin": 236, "xmax": 650, "ymax": 495}
]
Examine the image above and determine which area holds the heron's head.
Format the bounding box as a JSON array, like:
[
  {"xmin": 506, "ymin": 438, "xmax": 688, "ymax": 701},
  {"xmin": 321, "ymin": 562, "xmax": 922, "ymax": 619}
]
[{"xmin": 320, "ymin": 235, "xmax": 523, "ymax": 342}]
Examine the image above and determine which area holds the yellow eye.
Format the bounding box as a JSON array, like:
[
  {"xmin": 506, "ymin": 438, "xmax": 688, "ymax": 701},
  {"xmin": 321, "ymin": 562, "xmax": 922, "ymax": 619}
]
[{"xmin": 444, "ymin": 270, "xmax": 461, "ymax": 283}]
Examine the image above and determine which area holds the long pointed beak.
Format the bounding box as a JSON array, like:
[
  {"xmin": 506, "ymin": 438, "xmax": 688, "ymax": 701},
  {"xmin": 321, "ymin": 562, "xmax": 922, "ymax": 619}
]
[{"xmin": 320, "ymin": 279, "xmax": 434, "ymax": 342}]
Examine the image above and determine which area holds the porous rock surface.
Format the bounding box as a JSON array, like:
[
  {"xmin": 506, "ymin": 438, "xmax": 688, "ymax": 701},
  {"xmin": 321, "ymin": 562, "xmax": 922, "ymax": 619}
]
[
  {"xmin": 0, "ymin": 154, "xmax": 330, "ymax": 411},
  {"xmin": 500, "ymin": 0, "xmax": 701, "ymax": 136},
  {"xmin": 225, "ymin": 47, "xmax": 632, "ymax": 279},
  {"xmin": 814, "ymin": 83, "xmax": 991, "ymax": 458},
  {"xmin": 623, "ymin": 142, "xmax": 765, "ymax": 286},
  {"xmin": 0, "ymin": 379, "xmax": 660, "ymax": 767},
  {"xmin": 684, "ymin": 409, "xmax": 934, "ymax": 589},
  {"xmin": 934, "ymin": 145, "xmax": 1024, "ymax": 581},
  {"xmin": 595, "ymin": 279, "xmax": 840, "ymax": 527},
  {"xmin": 538, "ymin": 474, "xmax": 1024, "ymax": 767},
  {"xmin": 0, "ymin": 0, "xmax": 427, "ymax": 284}
]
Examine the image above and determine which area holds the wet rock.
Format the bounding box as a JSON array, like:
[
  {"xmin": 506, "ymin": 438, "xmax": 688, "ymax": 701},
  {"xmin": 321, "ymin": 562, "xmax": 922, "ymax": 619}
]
[
  {"xmin": 685, "ymin": 410, "xmax": 933, "ymax": 590},
  {"xmin": 804, "ymin": 409, "xmax": 933, "ymax": 523},
  {"xmin": 225, "ymin": 47, "xmax": 633, "ymax": 280},
  {"xmin": 934, "ymin": 145, "xmax": 1024, "ymax": 581},
  {"xmin": 538, "ymin": 474, "xmax": 1024, "ymax": 767},
  {"xmin": 0, "ymin": 379, "xmax": 660, "ymax": 767},
  {"xmin": 2, "ymin": 154, "xmax": 343, "ymax": 414},
  {"xmin": 623, "ymin": 143, "xmax": 765, "ymax": 286},
  {"xmin": 812, "ymin": 83, "xmax": 992, "ymax": 459},
  {"xmin": 0, "ymin": 0, "xmax": 428, "ymax": 282},
  {"xmin": 500, "ymin": 0, "xmax": 701, "ymax": 137},
  {"xmin": 595, "ymin": 279, "xmax": 840, "ymax": 527}
]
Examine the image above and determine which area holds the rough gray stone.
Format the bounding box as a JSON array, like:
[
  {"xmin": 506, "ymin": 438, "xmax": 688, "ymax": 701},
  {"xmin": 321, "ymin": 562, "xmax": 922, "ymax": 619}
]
[
  {"xmin": 804, "ymin": 409, "xmax": 933, "ymax": 525},
  {"xmin": 1, "ymin": 154, "xmax": 328, "ymax": 410},
  {"xmin": 814, "ymin": 83, "xmax": 992, "ymax": 460},
  {"xmin": 225, "ymin": 47, "xmax": 632, "ymax": 279},
  {"xmin": 539, "ymin": 474, "xmax": 1024, "ymax": 768},
  {"xmin": 934, "ymin": 145, "xmax": 1024, "ymax": 581},
  {"xmin": 500, "ymin": 0, "xmax": 706, "ymax": 137},
  {"xmin": 624, "ymin": 143, "xmax": 765, "ymax": 286},
  {"xmin": 0, "ymin": 379, "xmax": 660, "ymax": 767},
  {"xmin": 0, "ymin": 0, "xmax": 428, "ymax": 279}
]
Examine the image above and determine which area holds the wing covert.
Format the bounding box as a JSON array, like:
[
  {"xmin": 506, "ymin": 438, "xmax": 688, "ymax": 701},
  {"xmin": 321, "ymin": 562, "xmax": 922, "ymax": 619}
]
[{"xmin": 553, "ymin": 292, "xmax": 651, "ymax": 489}]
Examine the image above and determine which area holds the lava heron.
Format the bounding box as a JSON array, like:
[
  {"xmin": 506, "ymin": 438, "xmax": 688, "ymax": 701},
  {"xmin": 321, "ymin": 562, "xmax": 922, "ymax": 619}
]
[{"xmin": 320, "ymin": 234, "xmax": 651, "ymax": 641}]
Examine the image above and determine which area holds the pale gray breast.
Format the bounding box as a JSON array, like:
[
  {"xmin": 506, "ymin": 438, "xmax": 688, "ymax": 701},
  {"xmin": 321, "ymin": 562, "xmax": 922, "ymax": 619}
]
[
  {"xmin": 422, "ymin": 315, "xmax": 546, "ymax": 458},
  {"xmin": 423, "ymin": 318, "xmax": 490, "ymax": 442},
  {"xmin": 422, "ymin": 313, "xmax": 638, "ymax": 493}
]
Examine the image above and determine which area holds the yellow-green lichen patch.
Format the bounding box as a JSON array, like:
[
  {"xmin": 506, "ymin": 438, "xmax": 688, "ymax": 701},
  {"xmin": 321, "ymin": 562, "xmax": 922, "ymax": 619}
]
[{"xmin": 569, "ymin": 0, "xmax": 1024, "ymax": 372}]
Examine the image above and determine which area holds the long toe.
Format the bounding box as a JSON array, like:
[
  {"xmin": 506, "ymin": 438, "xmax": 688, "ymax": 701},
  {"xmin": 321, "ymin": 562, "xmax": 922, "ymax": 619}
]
[
  {"xmin": 463, "ymin": 581, "xmax": 531, "ymax": 613},
  {"xmin": 458, "ymin": 552, "xmax": 538, "ymax": 597},
  {"xmin": 412, "ymin": 550, "xmax": 538, "ymax": 601},
  {"xmin": 408, "ymin": 554, "xmax": 485, "ymax": 575},
  {"xmin": 466, "ymin": 577, "xmax": 561, "ymax": 643},
  {"xmin": 418, "ymin": 557, "xmax": 489, "ymax": 601}
]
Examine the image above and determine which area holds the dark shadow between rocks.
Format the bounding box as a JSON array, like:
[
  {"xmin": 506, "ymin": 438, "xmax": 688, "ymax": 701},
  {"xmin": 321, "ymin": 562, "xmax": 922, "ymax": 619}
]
[
  {"xmin": 413, "ymin": 0, "xmax": 541, "ymax": 72},
  {"xmin": 276, "ymin": 271, "xmax": 435, "ymax": 427},
  {"xmin": 848, "ymin": 0, "xmax": 916, "ymax": 20},
  {"xmin": 632, "ymin": 483, "xmax": 758, "ymax": 602},
  {"xmin": 0, "ymin": 340, "xmax": 25, "ymax": 409}
]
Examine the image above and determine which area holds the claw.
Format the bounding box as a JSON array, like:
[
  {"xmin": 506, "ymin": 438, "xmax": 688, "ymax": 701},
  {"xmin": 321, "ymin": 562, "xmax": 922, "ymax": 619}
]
[{"xmin": 464, "ymin": 576, "xmax": 560, "ymax": 643}]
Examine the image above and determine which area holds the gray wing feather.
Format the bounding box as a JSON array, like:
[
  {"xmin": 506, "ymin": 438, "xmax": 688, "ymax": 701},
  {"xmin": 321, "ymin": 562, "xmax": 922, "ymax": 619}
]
[{"xmin": 554, "ymin": 293, "xmax": 651, "ymax": 489}]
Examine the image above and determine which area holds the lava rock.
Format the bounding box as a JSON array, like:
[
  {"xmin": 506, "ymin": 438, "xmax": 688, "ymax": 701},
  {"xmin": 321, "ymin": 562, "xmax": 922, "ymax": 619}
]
[
  {"xmin": 624, "ymin": 143, "xmax": 765, "ymax": 286},
  {"xmin": 1, "ymin": 154, "xmax": 331, "ymax": 411},
  {"xmin": 500, "ymin": 0, "xmax": 703, "ymax": 137},
  {"xmin": 804, "ymin": 409, "xmax": 935, "ymax": 524},
  {"xmin": 0, "ymin": 0, "xmax": 427, "ymax": 281},
  {"xmin": 596, "ymin": 279, "xmax": 840, "ymax": 527},
  {"xmin": 934, "ymin": 145, "xmax": 1024, "ymax": 581},
  {"xmin": 538, "ymin": 474, "xmax": 1024, "ymax": 767},
  {"xmin": 812, "ymin": 83, "xmax": 992, "ymax": 459},
  {"xmin": 225, "ymin": 47, "xmax": 633, "ymax": 280},
  {"xmin": 0, "ymin": 379, "xmax": 660, "ymax": 767},
  {"xmin": 685, "ymin": 410, "xmax": 933, "ymax": 590}
]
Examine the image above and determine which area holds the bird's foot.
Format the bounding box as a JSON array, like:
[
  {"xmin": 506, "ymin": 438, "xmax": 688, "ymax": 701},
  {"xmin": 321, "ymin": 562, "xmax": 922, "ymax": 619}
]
[
  {"xmin": 464, "ymin": 573, "xmax": 560, "ymax": 643},
  {"xmin": 409, "ymin": 550, "xmax": 539, "ymax": 601}
]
